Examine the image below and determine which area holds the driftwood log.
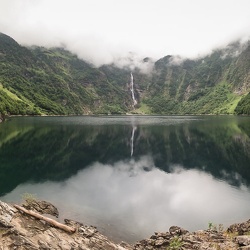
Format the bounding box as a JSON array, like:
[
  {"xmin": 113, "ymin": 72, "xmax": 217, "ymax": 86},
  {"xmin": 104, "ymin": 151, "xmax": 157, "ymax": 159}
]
[{"xmin": 14, "ymin": 204, "xmax": 75, "ymax": 233}]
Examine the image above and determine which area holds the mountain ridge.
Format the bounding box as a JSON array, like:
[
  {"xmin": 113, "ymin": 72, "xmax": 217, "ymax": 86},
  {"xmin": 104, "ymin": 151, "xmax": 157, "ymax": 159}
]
[{"xmin": 0, "ymin": 32, "xmax": 249, "ymax": 116}]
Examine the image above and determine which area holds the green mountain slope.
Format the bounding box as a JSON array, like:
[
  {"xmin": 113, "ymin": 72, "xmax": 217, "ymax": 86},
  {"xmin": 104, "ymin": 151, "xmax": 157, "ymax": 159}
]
[
  {"xmin": 142, "ymin": 43, "xmax": 250, "ymax": 114},
  {"xmin": 0, "ymin": 32, "xmax": 249, "ymax": 116},
  {"xmin": 235, "ymin": 92, "xmax": 250, "ymax": 115},
  {"xmin": 0, "ymin": 33, "xmax": 132, "ymax": 115}
]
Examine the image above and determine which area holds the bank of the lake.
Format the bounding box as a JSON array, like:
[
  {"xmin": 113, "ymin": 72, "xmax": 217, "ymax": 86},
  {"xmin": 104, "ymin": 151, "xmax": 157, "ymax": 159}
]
[{"xmin": 0, "ymin": 199, "xmax": 250, "ymax": 249}]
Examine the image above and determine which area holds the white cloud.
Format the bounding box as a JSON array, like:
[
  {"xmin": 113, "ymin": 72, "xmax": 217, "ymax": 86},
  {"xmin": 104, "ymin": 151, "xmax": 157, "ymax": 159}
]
[{"xmin": 0, "ymin": 0, "xmax": 250, "ymax": 66}]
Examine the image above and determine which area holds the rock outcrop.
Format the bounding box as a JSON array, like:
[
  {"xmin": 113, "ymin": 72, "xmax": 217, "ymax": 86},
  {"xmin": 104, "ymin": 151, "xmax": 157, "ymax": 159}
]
[
  {"xmin": 22, "ymin": 200, "xmax": 59, "ymax": 218},
  {"xmin": 0, "ymin": 200, "xmax": 130, "ymax": 250},
  {"xmin": 0, "ymin": 199, "xmax": 250, "ymax": 249},
  {"xmin": 134, "ymin": 222, "xmax": 250, "ymax": 250}
]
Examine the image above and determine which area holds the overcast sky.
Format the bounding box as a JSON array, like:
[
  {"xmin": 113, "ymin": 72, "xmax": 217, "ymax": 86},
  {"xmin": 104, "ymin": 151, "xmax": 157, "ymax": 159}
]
[{"xmin": 0, "ymin": 0, "xmax": 250, "ymax": 66}]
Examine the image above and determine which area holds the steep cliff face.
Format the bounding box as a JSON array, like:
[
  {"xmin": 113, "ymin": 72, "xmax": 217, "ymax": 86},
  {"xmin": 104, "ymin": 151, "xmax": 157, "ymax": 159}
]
[
  {"xmin": 0, "ymin": 32, "xmax": 249, "ymax": 115},
  {"xmin": 142, "ymin": 42, "xmax": 250, "ymax": 114},
  {"xmin": 226, "ymin": 42, "xmax": 250, "ymax": 92}
]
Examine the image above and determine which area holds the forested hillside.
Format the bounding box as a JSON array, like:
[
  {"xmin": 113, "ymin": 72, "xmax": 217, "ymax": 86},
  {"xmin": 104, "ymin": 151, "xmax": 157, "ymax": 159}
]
[
  {"xmin": 142, "ymin": 42, "xmax": 250, "ymax": 114},
  {"xmin": 0, "ymin": 32, "xmax": 249, "ymax": 116},
  {"xmin": 0, "ymin": 33, "xmax": 132, "ymax": 115}
]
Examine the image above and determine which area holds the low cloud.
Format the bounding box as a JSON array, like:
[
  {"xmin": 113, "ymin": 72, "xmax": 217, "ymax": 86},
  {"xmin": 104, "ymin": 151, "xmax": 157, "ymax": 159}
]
[
  {"xmin": 219, "ymin": 39, "xmax": 250, "ymax": 59},
  {"xmin": 0, "ymin": 0, "xmax": 250, "ymax": 69}
]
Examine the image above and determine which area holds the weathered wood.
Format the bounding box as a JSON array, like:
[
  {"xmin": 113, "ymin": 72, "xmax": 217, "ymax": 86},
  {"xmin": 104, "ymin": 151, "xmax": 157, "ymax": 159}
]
[{"xmin": 14, "ymin": 204, "xmax": 75, "ymax": 233}]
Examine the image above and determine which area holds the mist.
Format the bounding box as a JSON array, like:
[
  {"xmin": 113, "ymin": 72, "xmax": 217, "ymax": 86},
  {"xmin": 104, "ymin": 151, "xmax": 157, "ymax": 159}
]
[{"xmin": 0, "ymin": 0, "xmax": 250, "ymax": 67}]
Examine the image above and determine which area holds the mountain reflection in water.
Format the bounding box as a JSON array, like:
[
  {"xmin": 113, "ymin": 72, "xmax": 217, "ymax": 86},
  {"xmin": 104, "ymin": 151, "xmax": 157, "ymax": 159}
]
[{"xmin": 0, "ymin": 115, "xmax": 250, "ymax": 243}]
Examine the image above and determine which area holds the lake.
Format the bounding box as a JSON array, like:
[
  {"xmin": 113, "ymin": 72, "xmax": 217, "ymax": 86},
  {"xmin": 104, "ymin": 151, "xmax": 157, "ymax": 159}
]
[{"xmin": 0, "ymin": 115, "xmax": 250, "ymax": 243}]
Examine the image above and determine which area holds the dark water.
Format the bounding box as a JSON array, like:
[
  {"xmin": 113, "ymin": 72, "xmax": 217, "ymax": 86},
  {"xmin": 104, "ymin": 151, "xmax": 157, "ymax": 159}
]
[{"xmin": 0, "ymin": 115, "xmax": 250, "ymax": 243}]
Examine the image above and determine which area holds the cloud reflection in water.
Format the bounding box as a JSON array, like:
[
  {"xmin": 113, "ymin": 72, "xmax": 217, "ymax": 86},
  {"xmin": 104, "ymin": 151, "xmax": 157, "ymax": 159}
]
[{"xmin": 2, "ymin": 155, "xmax": 250, "ymax": 243}]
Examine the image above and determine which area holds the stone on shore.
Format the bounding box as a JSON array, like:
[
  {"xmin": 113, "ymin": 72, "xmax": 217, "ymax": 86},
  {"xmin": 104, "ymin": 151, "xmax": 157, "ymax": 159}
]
[
  {"xmin": 1, "ymin": 199, "xmax": 250, "ymax": 249},
  {"xmin": 0, "ymin": 200, "xmax": 130, "ymax": 250}
]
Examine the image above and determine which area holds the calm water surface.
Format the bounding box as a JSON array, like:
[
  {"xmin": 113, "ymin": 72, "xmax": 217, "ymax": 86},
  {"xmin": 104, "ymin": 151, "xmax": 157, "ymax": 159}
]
[{"xmin": 0, "ymin": 115, "xmax": 250, "ymax": 243}]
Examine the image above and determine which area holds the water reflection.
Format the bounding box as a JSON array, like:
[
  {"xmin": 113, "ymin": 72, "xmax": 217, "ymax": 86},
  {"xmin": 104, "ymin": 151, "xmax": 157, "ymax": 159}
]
[
  {"xmin": 2, "ymin": 155, "xmax": 250, "ymax": 243},
  {"xmin": 0, "ymin": 116, "xmax": 250, "ymax": 192},
  {"xmin": 130, "ymin": 125, "xmax": 137, "ymax": 157},
  {"xmin": 1, "ymin": 115, "xmax": 250, "ymax": 242}
]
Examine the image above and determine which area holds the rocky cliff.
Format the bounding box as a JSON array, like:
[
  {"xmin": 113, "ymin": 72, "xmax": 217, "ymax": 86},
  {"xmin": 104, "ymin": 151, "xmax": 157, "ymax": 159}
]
[
  {"xmin": 0, "ymin": 200, "xmax": 130, "ymax": 250},
  {"xmin": 0, "ymin": 199, "xmax": 250, "ymax": 249}
]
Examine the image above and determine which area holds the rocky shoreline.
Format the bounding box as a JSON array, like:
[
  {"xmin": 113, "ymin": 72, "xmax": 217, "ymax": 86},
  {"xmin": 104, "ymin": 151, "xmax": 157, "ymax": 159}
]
[{"xmin": 0, "ymin": 199, "xmax": 250, "ymax": 250}]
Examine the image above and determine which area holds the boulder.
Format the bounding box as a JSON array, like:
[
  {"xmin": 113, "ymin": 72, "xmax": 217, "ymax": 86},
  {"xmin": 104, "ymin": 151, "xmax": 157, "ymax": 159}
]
[
  {"xmin": 22, "ymin": 200, "xmax": 59, "ymax": 218},
  {"xmin": 169, "ymin": 225, "xmax": 189, "ymax": 235},
  {"xmin": 236, "ymin": 235, "xmax": 250, "ymax": 246}
]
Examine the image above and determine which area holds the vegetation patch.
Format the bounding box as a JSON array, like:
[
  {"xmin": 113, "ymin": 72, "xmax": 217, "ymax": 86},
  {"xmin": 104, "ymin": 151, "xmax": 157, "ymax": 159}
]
[
  {"xmin": 235, "ymin": 92, "xmax": 250, "ymax": 115},
  {"xmin": 21, "ymin": 192, "xmax": 37, "ymax": 205},
  {"xmin": 167, "ymin": 236, "xmax": 183, "ymax": 250}
]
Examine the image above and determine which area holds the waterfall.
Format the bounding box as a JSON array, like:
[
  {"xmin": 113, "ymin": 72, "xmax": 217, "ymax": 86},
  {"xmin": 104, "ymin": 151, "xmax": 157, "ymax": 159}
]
[
  {"xmin": 130, "ymin": 126, "xmax": 137, "ymax": 157},
  {"xmin": 130, "ymin": 72, "xmax": 137, "ymax": 107}
]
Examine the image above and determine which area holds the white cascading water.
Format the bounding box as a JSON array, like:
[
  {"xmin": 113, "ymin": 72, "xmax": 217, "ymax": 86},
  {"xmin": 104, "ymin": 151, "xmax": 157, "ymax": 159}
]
[
  {"xmin": 130, "ymin": 72, "xmax": 137, "ymax": 107},
  {"xmin": 130, "ymin": 126, "xmax": 137, "ymax": 157}
]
